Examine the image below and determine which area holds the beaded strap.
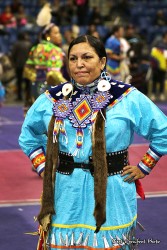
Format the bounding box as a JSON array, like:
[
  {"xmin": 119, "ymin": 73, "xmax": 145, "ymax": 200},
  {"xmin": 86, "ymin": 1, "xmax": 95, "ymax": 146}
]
[
  {"xmin": 29, "ymin": 147, "xmax": 46, "ymax": 175},
  {"xmin": 137, "ymin": 146, "xmax": 162, "ymax": 175}
]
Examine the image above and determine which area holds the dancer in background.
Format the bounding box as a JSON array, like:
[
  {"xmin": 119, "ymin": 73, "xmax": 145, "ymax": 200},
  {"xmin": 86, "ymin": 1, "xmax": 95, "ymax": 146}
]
[
  {"xmin": 105, "ymin": 24, "xmax": 125, "ymax": 81},
  {"xmin": 150, "ymin": 31, "xmax": 167, "ymax": 101},
  {"xmin": 11, "ymin": 31, "xmax": 32, "ymax": 101},
  {"xmin": 0, "ymin": 81, "xmax": 5, "ymax": 107},
  {"xmin": 23, "ymin": 3, "xmax": 68, "ymax": 114}
]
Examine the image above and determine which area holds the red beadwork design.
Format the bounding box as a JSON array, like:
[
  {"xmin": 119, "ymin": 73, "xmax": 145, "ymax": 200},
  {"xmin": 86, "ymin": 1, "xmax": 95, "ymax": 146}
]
[
  {"xmin": 73, "ymin": 99, "xmax": 92, "ymax": 124},
  {"xmin": 141, "ymin": 152, "xmax": 157, "ymax": 169}
]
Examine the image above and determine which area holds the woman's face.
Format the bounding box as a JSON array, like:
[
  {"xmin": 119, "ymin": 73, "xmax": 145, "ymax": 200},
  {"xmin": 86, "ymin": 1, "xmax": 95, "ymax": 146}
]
[
  {"xmin": 68, "ymin": 42, "xmax": 106, "ymax": 85},
  {"xmin": 49, "ymin": 26, "xmax": 62, "ymax": 46}
]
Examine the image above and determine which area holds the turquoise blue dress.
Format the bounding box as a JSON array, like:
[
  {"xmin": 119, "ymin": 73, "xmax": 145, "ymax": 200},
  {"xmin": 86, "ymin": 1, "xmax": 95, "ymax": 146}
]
[{"xmin": 19, "ymin": 80, "xmax": 167, "ymax": 249}]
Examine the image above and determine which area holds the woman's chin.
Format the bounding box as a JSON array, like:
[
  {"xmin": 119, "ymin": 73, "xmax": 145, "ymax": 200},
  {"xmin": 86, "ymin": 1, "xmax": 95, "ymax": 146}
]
[
  {"xmin": 75, "ymin": 79, "xmax": 89, "ymax": 85},
  {"xmin": 75, "ymin": 77, "xmax": 94, "ymax": 85}
]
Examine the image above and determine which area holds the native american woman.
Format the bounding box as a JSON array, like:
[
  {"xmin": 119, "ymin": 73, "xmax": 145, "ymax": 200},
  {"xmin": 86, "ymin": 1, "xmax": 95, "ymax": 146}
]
[{"xmin": 19, "ymin": 35, "xmax": 167, "ymax": 250}]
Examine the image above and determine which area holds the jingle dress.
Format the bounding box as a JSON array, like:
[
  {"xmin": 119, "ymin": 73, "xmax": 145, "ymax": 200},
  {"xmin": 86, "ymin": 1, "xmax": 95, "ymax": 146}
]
[
  {"xmin": 19, "ymin": 79, "xmax": 167, "ymax": 249},
  {"xmin": 23, "ymin": 40, "xmax": 66, "ymax": 103}
]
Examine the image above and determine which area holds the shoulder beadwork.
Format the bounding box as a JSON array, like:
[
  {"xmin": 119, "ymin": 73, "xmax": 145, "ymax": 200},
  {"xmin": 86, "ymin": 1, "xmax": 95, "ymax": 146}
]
[
  {"xmin": 46, "ymin": 79, "xmax": 135, "ymax": 157},
  {"xmin": 108, "ymin": 85, "xmax": 135, "ymax": 110},
  {"xmin": 45, "ymin": 82, "xmax": 68, "ymax": 103}
]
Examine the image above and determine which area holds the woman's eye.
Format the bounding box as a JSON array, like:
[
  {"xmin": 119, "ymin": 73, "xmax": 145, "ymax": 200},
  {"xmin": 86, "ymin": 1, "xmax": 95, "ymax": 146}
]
[
  {"xmin": 83, "ymin": 56, "xmax": 92, "ymax": 60},
  {"xmin": 69, "ymin": 57, "xmax": 76, "ymax": 62}
]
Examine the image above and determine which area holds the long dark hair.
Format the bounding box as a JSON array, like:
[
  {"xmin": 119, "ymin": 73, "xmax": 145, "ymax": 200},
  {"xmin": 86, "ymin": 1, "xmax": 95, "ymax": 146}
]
[
  {"xmin": 38, "ymin": 35, "xmax": 109, "ymax": 234},
  {"xmin": 68, "ymin": 35, "xmax": 108, "ymax": 232},
  {"xmin": 67, "ymin": 35, "xmax": 107, "ymax": 61}
]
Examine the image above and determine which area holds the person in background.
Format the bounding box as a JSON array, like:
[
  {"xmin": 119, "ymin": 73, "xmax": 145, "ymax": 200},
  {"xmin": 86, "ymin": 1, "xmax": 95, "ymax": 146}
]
[
  {"xmin": 88, "ymin": 6, "xmax": 104, "ymax": 26},
  {"xmin": 0, "ymin": 5, "xmax": 17, "ymax": 28},
  {"xmin": 105, "ymin": 24, "xmax": 125, "ymax": 80},
  {"xmin": 19, "ymin": 35, "xmax": 167, "ymax": 250},
  {"xmin": 75, "ymin": 0, "xmax": 89, "ymax": 25},
  {"xmin": 0, "ymin": 81, "xmax": 5, "ymax": 107},
  {"xmin": 50, "ymin": 0, "xmax": 61, "ymax": 25},
  {"xmin": 10, "ymin": 0, "xmax": 23, "ymax": 14},
  {"xmin": 87, "ymin": 24, "xmax": 101, "ymax": 40},
  {"xmin": 11, "ymin": 32, "xmax": 32, "ymax": 101},
  {"xmin": 150, "ymin": 31, "xmax": 167, "ymax": 101},
  {"xmin": 125, "ymin": 23, "xmax": 145, "ymax": 69},
  {"xmin": 15, "ymin": 5, "xmax": 28, "ymax": 27},
  {"xmin": 125, "ymin": 23, "xmax": 149, "ymax": 94},
  {"xmin": 62, "ymin": 29, "xmax": 74, "ymax": 55},
  {"xmin": 153, "ymin": 9, "xmax": 167, "ymax": 27},
  {"xmin": 23, "ymin": 3, "xmax": 68, "ymax": 114},
  {"xmin": 119, "ymin": 36, "xmax": 131, "ymax": 82}
]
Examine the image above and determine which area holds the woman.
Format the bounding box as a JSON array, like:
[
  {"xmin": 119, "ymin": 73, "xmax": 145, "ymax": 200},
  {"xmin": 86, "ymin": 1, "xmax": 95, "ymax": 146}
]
[
  {"xmin": 23, "ymin": 22, "xmax": 68, "ymax": 113},
  {"xmin": 19, "ymin": 35, "xmax": 167, "ymax": 249}
]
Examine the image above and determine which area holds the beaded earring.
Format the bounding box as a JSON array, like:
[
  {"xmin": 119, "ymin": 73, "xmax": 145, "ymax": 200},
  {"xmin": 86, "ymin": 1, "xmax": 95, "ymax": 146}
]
[{"xmin": 97, "ymin": 70, "xmax": 111, "ymax": 92}]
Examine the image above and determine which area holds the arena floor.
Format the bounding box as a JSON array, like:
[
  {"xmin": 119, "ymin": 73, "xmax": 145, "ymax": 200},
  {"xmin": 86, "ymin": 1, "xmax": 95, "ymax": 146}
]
[{"xmin": 0, "ymin": 101, "xmax": 167, "ymax": 250}]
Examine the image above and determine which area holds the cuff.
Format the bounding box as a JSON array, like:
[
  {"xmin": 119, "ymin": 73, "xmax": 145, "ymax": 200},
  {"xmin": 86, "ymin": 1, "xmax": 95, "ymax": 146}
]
[
  {"xmin": 29, "ymin": 147, "xmax": 45, "ymax": 175},
  {"xmin": 137, "ymin": 146, "xmax": 162, "ymax": 175}
]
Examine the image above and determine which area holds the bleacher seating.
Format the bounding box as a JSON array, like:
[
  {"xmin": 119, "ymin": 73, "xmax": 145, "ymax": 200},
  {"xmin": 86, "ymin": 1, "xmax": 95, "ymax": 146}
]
[{"xmin": 0, "ymin": 0, "xmax": 167, "ymax": 54}]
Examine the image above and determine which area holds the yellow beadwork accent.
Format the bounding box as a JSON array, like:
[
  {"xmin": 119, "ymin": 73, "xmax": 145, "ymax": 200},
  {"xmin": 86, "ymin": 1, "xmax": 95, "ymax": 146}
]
[{"xmin": 52, "ymin": 214, "xmax": 137, "ymax": 231}]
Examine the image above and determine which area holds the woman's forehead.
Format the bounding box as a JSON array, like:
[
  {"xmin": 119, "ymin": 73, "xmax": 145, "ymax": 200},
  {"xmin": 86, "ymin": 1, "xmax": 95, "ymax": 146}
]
[{"xmin": 69, "ymin": 42, "xmax": 96, "ymax": 55}]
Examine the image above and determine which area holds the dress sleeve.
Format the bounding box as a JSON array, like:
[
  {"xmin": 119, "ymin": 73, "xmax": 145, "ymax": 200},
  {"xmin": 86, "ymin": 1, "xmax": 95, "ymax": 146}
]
[
  {"xmin": 128, "ymin": 90, "xmax": 167, "ymax": 174},
  {"xmin": 18, "ymin": 94, "xmax": 52, "ymax": 175}
]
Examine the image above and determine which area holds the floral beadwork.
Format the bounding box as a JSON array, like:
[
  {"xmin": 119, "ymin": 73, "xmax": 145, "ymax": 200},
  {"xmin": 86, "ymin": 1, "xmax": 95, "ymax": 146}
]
[
  {"xmin": 92, "ymin": 91, "xmax": 111, "ymax": 110},
  {"xmin": 53, "ymin": 99, "xmax": 72, "ymax": 119}
]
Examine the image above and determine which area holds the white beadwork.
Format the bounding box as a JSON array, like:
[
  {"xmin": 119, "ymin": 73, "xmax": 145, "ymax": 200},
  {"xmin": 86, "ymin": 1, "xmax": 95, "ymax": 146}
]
[
  {"xmin": 51, "ymin": 234, "xmax": 56, "ymax": 245},
  {"xmin": 70, "ymin": 232, "xmax": 75, "ymax": 246},
  {"xmin": 59, "ymin": 232, "xmax": 65, "ymax": 245},
  {"xmin": 62, "ymin": 83, "xmax": 73, "ymax": 96},
  {"xmin": 76, "ymin": 232, "xmax": 83, "ymax": 245},
  {"xmin": 93, "ymin": 233, "xmax": 98, "ymax": 247},
  {"xmin": 65, "ymin": 234, "xmax": 69, "ymax": 246},
  {"xmin": 103, "ymin": 236, "xmax": 110, "ymax": 248},
  {"xmin": 97, "ymin": 79, "xmax": 111, "ymax": 92},
  {"xmin": 83, "ymin": 234, "xmax": 90, "ymax": 246}
]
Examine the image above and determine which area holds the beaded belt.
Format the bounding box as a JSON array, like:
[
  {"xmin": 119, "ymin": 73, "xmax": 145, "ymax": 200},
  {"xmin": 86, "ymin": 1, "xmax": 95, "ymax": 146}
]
[{"xmin": 57, "ymin": 149, "xmax": 128, "ymax": 176}]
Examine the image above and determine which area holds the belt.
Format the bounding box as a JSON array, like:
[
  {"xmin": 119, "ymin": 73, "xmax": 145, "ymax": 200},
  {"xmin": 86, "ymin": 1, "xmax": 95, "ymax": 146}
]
[{"xmin": 57, "ymin": 149, "xmax": 128, "ymax": 176}]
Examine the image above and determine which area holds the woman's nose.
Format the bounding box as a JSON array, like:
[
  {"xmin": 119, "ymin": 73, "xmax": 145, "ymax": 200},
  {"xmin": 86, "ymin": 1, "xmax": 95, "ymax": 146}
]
[{"xmin": 76, "ymin": 58, "xmax": 84, "ymax": 68}]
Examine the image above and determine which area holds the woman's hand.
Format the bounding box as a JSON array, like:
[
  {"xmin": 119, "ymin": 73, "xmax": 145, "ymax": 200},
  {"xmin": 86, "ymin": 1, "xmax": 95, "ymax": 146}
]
[
  {"xmin": 40, "ymin": 171, "xmax": 44, "ymax": 178},
  {"xmin": 121, "ymin": 165, "xmax": 146, "ymax": 183}
]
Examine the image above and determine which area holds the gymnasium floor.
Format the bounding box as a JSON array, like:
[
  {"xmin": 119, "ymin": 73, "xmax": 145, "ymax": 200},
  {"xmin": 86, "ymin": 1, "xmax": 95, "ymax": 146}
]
[{"xmin": 0, "ymin": 102, "xmax": 167, "ymax": 250}]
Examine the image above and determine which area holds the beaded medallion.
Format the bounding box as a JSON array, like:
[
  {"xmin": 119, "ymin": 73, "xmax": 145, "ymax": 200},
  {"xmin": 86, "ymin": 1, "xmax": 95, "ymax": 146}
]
[{"xmin": 69, "ymin": 95, "xmax": 92, "ymax": 128}]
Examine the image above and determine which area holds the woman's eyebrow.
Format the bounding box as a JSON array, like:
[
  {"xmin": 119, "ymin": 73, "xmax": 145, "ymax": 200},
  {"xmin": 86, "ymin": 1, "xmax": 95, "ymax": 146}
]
[{"xmin": 70, "ymin": 52, "xmax": 93, "ymax": 57}]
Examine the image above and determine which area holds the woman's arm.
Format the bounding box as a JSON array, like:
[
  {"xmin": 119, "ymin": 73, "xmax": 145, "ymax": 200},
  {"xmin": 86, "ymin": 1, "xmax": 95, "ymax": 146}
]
[
  {"xmin": 18, "ymin": 93, "xmax": 53, "ymax": 176},
  {"xmin": 122, "ymin": 90, "xmax": 167, "ymax": 180}
]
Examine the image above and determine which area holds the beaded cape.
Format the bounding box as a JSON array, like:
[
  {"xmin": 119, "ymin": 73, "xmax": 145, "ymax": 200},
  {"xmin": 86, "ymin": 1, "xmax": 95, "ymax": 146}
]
[
  {"xmin": 45, "ymin": 79, "xmax": 135, "ymax": 156},
  {"xmin": 47, "ymin": 79, "xmax": 133, "ymax": 104}
]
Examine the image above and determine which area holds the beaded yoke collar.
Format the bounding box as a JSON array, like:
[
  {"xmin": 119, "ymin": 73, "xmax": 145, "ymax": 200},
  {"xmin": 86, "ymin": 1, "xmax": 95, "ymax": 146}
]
[{"xmin": 45, "ymin": 78, "xmax": 134, "ymax": 157}]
